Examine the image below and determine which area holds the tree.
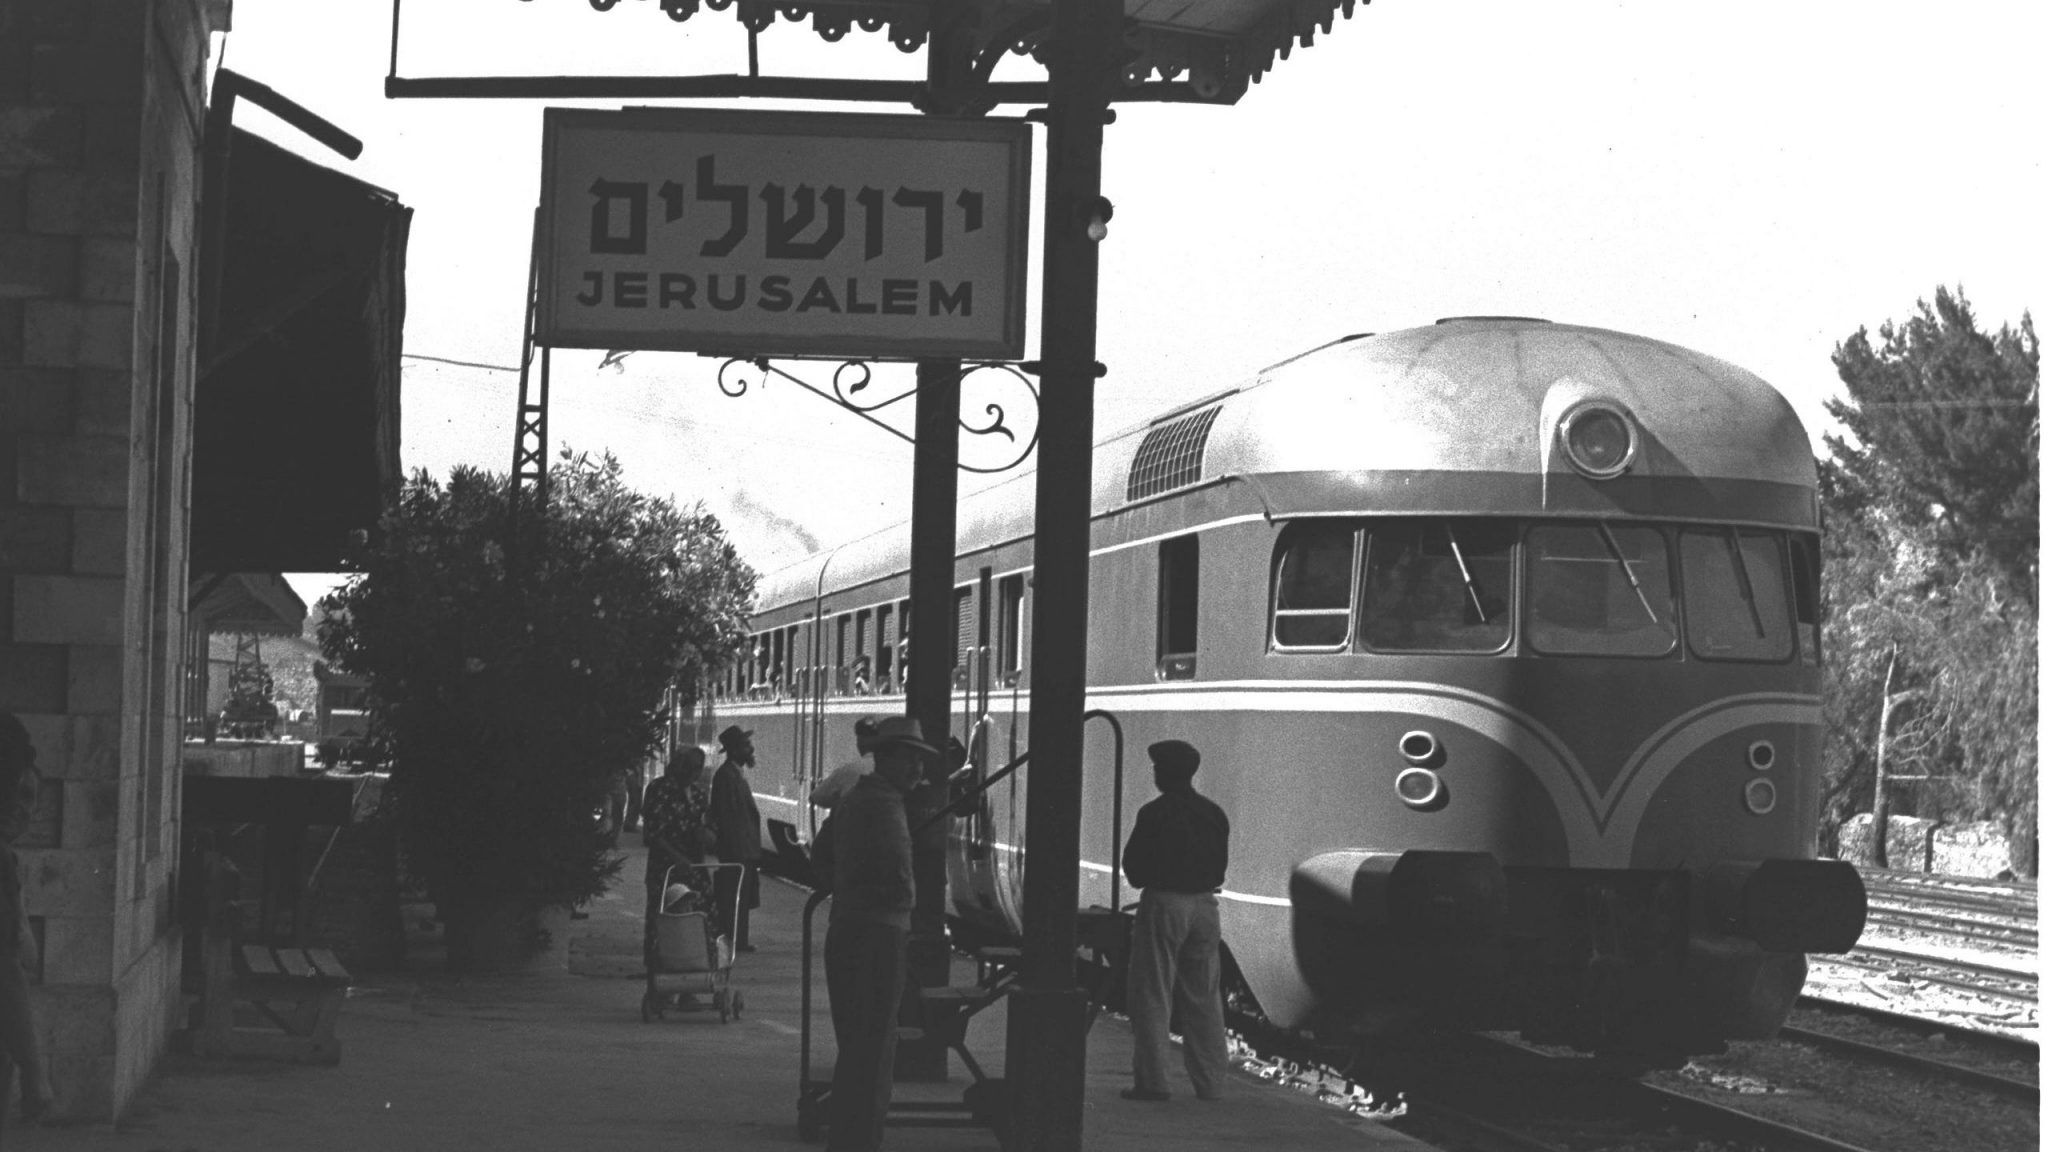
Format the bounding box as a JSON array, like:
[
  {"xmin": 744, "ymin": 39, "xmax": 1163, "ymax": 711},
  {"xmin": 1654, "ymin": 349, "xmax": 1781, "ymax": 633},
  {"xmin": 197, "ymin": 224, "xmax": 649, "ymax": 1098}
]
[
  {"xmin": 319, "ymin": 451, "xmax": 756, "ymax": 968},
  {"xmin": 1824, "ymin": 286, "xmax": 2039, "ymax": 602},
  {"xmin": 1820, "ymin": 288, "xmax": 2039, "ymax": 876}
]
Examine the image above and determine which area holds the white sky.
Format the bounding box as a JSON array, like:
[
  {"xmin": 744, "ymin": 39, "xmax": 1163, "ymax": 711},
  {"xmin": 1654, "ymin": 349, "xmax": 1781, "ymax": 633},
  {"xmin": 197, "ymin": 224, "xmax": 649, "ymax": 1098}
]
[{"xmin": 240, "ymin": 0, "xmax": 2044, "ymax": 608}]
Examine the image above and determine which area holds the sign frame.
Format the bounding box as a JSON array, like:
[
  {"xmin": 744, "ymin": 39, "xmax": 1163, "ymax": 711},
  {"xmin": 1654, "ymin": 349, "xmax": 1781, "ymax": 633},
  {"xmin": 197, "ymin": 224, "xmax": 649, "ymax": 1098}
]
[{"xmin": 538, "ymin": 106, "xmax": 1033, "ymax": 361}]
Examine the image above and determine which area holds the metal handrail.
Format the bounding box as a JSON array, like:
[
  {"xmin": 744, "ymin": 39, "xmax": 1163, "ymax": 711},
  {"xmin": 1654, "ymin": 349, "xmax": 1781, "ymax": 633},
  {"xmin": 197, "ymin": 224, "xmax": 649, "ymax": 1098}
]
[
  {"xmin": 918, "ymin": 749, "xmax": 1030, "ymax": 836},
  {"xmin": 1085, "ymin": 708, "xmax": 1126, "ymax": 915}
]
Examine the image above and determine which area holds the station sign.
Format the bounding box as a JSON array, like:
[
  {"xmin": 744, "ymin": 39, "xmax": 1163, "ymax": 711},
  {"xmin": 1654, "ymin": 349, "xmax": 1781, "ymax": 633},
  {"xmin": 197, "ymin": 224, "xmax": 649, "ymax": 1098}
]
[{"xmin": 538, "ymin": 107, "xmax": 1032, "ymax": 360}]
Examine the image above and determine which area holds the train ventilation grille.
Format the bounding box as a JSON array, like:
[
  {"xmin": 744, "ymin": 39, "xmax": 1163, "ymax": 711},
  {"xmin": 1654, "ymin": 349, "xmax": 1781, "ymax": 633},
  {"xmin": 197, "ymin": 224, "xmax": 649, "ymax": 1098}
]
[{"xmin": 1126, "ymin": 405, "xmax": 1223, "ymax": 502}]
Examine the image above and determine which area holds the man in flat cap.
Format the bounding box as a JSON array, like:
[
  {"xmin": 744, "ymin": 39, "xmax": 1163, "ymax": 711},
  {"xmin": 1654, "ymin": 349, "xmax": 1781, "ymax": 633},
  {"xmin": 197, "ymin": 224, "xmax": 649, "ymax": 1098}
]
[
  {"xmin": 710, "ymin": 726, "xmax": 764, "ymax": 952},
  {"xmin": 809, "ymin": 715, "xmax": 934, "ymax": 1151},
  {"xmin": 1119, "ymin": 738, "xmax": 1231, "ymax": 1102}
]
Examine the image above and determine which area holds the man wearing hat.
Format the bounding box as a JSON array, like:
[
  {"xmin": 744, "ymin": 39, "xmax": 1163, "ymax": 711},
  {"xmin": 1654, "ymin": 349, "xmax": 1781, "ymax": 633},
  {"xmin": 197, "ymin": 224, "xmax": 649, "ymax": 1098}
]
[
  {"xmin": 809, "ymin": 715, "xmax": 934, "ymax": 1151},
  {"xmin": 1119, "ymin": 738, "xmax": 1231, "ymax": 1102},
  {"xmin": 710, "ymin": 726, "xmax": 764, "ymax": 952},
  {"xmin": 809, "ymin": 717, "xmax": 879, "ymax": 813}
]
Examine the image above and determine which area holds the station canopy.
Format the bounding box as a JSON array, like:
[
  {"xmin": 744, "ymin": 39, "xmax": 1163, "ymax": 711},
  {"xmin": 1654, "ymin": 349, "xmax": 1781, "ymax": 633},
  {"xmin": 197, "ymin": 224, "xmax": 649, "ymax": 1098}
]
[{"xmin": 457, "ymin": 0, "xmax": 1364, "ymax": 103}]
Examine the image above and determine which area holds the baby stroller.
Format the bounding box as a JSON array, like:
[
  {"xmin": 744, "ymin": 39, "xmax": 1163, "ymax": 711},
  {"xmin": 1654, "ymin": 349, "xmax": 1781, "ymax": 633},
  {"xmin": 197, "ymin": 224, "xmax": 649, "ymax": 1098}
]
[{"xmin": 642, "ymin": 862, "xmax": 746, "ymax": 1023}]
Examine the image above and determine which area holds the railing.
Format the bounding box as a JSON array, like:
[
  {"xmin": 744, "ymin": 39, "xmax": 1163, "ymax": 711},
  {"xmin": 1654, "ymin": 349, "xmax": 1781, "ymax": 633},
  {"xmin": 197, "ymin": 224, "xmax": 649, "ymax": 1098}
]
[{"xmin": 912, "ymin": 707, "xmax": 1126, "ymax": 910}]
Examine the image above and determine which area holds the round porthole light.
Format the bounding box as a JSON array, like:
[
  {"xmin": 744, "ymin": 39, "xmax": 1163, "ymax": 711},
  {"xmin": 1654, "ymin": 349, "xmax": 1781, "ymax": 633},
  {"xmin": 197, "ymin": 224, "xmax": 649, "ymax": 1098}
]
[
  {"xmin": 1399, "ymin": 730, "xmax": 1439, "ymax": 766},
  {"xmin": 1560, "ymin": 403, "xmax": 1638, "ymax": 480},
  {"xmin": 1395, "ymin": 767, "xmax": 1443, "ymax": 809},
  {"xmin": 1742, "ymin": 777, "xmax": 1777, "ymax": 816},
  {"xmin": 1747, "ymin": 740, "xmax": 1776, "ymax": 771}
]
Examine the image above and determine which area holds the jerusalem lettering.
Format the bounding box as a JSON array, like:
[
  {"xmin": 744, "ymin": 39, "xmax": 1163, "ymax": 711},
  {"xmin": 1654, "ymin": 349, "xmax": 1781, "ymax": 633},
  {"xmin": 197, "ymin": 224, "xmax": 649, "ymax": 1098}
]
[{"xmin": 572, "ymin": 271, "xmax": 972, "ymax": 317}]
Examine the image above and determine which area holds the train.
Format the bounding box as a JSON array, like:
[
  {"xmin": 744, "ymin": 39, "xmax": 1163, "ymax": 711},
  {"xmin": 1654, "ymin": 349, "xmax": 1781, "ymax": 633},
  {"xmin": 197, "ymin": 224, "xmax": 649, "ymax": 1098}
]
[{"xmin": 704, "ymin": 316, "xmax": 1868, "ymax": 1064}]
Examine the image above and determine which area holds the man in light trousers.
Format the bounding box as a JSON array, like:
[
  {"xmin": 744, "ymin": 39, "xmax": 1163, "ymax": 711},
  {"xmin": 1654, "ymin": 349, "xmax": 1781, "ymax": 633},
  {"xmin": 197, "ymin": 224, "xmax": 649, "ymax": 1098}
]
[{"xmin": 1119, "ymin": 738, "xmax": 1232, "ymax": 1102}]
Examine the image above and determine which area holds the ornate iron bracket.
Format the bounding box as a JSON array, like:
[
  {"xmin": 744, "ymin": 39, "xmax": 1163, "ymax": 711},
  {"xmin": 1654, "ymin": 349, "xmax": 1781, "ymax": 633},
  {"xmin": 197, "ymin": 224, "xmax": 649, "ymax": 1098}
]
[{"xmin": 713, "ymin": 356, "xmax": 1039, "ymax": 474}]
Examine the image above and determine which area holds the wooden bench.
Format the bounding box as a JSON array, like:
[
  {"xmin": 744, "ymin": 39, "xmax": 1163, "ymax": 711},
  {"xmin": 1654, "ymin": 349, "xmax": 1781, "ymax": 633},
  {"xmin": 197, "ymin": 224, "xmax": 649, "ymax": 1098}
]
[{"xmin": 187, "ymin": 852, "xmax": 351, "ymax": 1065}]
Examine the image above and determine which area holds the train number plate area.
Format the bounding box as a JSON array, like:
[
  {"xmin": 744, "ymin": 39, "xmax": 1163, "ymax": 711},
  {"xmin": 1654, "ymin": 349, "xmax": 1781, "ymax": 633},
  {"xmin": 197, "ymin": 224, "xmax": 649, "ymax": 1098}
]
[{"xmin": 1502, "ymin": 868, "xmax": 1691, "ymax": 1052}]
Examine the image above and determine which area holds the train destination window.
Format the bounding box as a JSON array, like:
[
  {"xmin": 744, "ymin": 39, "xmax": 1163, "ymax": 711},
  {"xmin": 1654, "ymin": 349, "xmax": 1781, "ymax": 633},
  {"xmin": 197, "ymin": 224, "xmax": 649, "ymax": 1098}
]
[
  {"xmin": 1360, "ymin": 519, "xmax": 1513, "ymax": 653},
  {"xmin": 1272, "ymin": 521, "xmax": 1355, "ymax": 649},
  {"xmin": 1681, "ymin": 528, "xmax": 1793, "ymax": 662},
  {"xmin": 1157, "ymin": 535, "xmax": 1199, "ymax": 678},
  {"xmin": 1527, "ymin": 523, "xmax": 1676, "ymax": 657}
]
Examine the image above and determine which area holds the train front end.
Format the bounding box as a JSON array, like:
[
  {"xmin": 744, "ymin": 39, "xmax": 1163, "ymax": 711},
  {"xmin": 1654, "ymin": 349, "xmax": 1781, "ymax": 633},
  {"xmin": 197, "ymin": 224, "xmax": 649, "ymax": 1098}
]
[{"xmin": 1226, "ymin": 320, "xmax": 1866, "ymax": 1063}]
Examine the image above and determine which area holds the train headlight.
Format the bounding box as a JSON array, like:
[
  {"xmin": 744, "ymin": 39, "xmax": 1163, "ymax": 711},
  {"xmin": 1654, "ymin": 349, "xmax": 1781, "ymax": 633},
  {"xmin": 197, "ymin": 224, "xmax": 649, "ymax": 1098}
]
[
  {"xmin": 1742, "ymin": 777, "xmax": 1777, "ymax": 816},
  {"xmin": 1395, "ymin": 767, "xmax": 1444, "ymax": 810},
  {"xmin": 1559, "ymin": 402, "xmax": 1638, "ymax": 480},
  {"xmin": 1747, "ymin": 740, "xmax": 1776, "ymax": 771}
]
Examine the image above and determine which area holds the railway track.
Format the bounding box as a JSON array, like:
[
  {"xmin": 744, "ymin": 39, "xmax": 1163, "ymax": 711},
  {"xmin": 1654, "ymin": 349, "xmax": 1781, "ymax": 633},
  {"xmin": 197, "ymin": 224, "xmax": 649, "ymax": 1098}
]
[
  {"xmin": 1863, "ymin": 905, "xmax": 2037, "ymax": 950},
  {"xmin": 1838, "ymin": 942, "xmax": 2039, "ymax": 1004},
  {"xmin": 1776, "ymin": 1021, "xmax": 2037, "ymax": 1105},
  {"xmin": 1390, "ymin": 1033, "xmax": 1893, "ymax": 1152}
]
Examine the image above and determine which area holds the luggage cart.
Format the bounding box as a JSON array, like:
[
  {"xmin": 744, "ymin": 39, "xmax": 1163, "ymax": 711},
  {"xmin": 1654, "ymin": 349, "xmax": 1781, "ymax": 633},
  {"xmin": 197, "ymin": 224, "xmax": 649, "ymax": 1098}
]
[{"xmin": 642, "ymin": 862, "xmax": 746, "ymax": 1023}]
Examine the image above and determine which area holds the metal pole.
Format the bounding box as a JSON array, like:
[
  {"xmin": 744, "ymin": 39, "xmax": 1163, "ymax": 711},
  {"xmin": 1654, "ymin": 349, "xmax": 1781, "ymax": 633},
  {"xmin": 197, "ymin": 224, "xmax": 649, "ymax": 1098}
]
[
  {"xmin": 901, "ymin": 357, "xmax": 962, "ymax": 1081},
  {"xmin": 1007, "ymin": 0, "xmax": 1116, "ymax": 1146}
]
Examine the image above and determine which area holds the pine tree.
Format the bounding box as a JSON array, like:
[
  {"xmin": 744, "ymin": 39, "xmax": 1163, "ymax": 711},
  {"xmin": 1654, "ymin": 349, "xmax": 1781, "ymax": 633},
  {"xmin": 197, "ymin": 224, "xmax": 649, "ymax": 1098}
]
[{"xmin": 1824, "ymin": 286, "xmax": 2039, "ymax": 602}]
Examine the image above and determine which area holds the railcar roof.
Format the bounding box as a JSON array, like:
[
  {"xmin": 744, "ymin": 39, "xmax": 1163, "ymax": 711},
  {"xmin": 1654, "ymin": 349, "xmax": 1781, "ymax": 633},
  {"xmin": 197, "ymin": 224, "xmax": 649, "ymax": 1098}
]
[{"xmin": 755, "ymin": 318, "xmax": 1818, "ymax": 610}]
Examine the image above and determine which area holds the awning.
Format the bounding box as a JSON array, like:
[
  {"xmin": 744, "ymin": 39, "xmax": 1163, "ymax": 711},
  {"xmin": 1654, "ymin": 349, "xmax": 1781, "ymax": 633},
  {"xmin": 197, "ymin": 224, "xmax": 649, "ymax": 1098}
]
[
  {"xmin": 189, "ymin": 572, "xmax": 308, "ymax": 638},
  {"xmin": 189, "ymin": 126, "xmax": 411, "ymax": 573}
]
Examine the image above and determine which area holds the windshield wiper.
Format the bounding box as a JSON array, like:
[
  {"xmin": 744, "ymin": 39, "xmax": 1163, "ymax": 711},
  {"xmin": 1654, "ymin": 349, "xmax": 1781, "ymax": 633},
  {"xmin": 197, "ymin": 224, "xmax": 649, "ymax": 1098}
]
[
  {"xmin": 1596, "ymin": 522, "xmax": 1663, "ymax": 626},
  {"xmin": 1724, "ymin": 527, "xmax": 1766, "ymax": 639},
  {"xmin": 1443, "ymin": 524, "xmax": 1488, "ymax": 624}
]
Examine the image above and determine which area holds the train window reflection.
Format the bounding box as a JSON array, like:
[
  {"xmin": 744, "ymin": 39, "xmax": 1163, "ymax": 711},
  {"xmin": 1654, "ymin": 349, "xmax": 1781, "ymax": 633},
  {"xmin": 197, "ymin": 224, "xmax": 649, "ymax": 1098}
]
[
  {"xmin": 1682, "ymin": 528, "xmax": 1793, "ymax": 662},
  {"xmin": 1360, "ymin": 520, "xmax": 1513, "ymax": 653},
  {"xmin": 1273, "ymin": 522, "xmax": 1355, "ymax": 648},
  {"xmin": 1527, "ymin": 524, "xmax": 1676, "ymax": 657}
]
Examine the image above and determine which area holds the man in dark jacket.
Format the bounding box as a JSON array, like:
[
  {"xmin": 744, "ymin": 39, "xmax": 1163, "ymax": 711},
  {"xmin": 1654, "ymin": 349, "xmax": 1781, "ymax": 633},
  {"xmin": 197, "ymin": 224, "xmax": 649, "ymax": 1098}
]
[
  {"xmin": 709, "ymin": 725, "xmax": 764, "ymax": 952},
  {"xmin": 1119, "ymin": 738, "xmax": 1231, "ymax": 1102},
  {"xmin": 809, "ymin": 715, "xmax": 931, "ymax": 1152}
]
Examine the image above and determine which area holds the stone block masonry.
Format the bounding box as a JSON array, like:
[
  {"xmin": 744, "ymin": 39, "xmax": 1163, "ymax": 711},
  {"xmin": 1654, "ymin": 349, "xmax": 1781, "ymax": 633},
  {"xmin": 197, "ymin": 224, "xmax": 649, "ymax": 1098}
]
[{"xmin": 2, "ymin": 0, "xmax": 229, "ymax": 1122}]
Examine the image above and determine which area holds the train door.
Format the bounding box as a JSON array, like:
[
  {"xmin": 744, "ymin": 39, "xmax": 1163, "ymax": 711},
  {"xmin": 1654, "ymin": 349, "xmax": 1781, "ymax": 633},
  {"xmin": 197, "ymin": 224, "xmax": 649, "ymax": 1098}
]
[{"xmin": 987, "ymin": 570, "xmax": 1030, "ymax": 935}]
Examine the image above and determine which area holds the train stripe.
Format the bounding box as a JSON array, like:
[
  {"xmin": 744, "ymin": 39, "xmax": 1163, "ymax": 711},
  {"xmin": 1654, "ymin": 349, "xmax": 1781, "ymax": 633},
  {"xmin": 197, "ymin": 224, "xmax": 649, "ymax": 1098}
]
[{"xmin": 724, "ymin": 682, "xmax": 1821, "ymax": 869}]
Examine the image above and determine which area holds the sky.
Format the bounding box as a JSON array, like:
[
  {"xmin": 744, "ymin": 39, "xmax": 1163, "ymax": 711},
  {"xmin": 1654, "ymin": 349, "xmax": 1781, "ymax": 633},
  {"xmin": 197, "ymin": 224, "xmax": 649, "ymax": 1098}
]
[{"xmin": 231, "ymin": 0, "xmax": 2045, "ymax": 610}]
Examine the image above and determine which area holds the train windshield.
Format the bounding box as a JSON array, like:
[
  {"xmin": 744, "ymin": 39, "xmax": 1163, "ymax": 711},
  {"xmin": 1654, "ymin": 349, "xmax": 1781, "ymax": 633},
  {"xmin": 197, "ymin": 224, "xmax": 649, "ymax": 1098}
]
[
  {"xmin": 1360, "ymin": 520, "xmax": 1513, "ymax": 652},
  {"xmin": 1526, "ymin": 524, "xmax": 1677, "ymax": 657},
  {"xmin": 1680, "ymin": 528, "xmax": 1793, "ymax": 661}
]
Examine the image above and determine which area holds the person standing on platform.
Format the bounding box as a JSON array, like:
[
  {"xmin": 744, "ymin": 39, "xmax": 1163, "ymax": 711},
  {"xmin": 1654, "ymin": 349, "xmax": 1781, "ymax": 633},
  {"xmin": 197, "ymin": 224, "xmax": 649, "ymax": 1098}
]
[
  {"xmin": 0, "ymin": 715, "xmax": 54, "ymax": 1132},
  {"xmin": 809, "ymin": 715, "xmax": 934, "ymax": 1152},
  {"xmin": 810, "ymin": 717, "xmax": 878, "ymax": 814},
  {"xmin": 1119, "ymin": 738, "xmax": 1232, "ymax": 1103},
  {"xmin": 709, "ymin": 726, "xmax": 764, "ymax": 953},
  {"xmin": 640, "ymin": 745, "xmax": 711, "ymax": 972}
]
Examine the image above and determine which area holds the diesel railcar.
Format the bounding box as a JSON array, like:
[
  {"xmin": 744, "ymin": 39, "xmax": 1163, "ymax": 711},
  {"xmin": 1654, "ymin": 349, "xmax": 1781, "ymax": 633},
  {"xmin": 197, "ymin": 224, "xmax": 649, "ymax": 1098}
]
[{"xmin": 708, "ymin": 317, "xmax": 1867, "ymax": 1062}]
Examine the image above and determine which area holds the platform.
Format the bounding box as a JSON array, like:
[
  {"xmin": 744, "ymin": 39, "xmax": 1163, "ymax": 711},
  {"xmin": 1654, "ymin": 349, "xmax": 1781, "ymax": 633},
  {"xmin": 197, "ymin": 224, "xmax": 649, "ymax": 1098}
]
[{"xmin": 28, "ymin": 846, "xmax": 1429, "ymax": 1151}]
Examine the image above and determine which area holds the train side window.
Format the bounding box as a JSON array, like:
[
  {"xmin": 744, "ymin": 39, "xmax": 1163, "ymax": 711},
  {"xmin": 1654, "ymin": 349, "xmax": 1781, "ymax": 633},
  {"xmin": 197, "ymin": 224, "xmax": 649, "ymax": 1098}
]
[
  {"xmin": 1681, "ymin": 528, "xmax": 1793, "ymax": 662},
  {"xmin": 996, "ymin": 574, "xmax": 1025, "ymax": 686},
  {"xmin": 1272, "ymin": 521, "xmax": 1356, "ymax": 649},
  {"xmin": 1526, "ymin": 523, "xmax": 1676, "ymax": 657},
  {"xmin": 898, "ymin": 598, "xmax": 912, "ymax": 690},
  {"xmin": 853, "ymin": 609, "xmax": 873, "ymax": 692},
  {"xmin": 1359, "ymin": 519, "xmax": 1512, "ymax": 653},
  {"xmin": 1157, "ymin": 534, "xmax": 1199, "ymax": 678},
  {"xmin": 835, "ymin": 615, "xmax": 852, "ymax": 694},
  {"xmin": 1790, "ymin": 533, "xmax": 1821, "ymax": 665},
  {"xmin": 876, "ymin": 604, "xmax": 896, "ymax": 693},
  {"xmin": 954, "ymin": 586, "xmax": 975, "ymax": 688}
]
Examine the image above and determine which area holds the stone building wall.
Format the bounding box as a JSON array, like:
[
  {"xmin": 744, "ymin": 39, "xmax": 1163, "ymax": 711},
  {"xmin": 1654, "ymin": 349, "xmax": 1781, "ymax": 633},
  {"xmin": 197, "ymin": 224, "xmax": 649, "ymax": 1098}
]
[{"xmin": 1, "ymin": 0, "xmax": 228, "ymax": 1119}]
